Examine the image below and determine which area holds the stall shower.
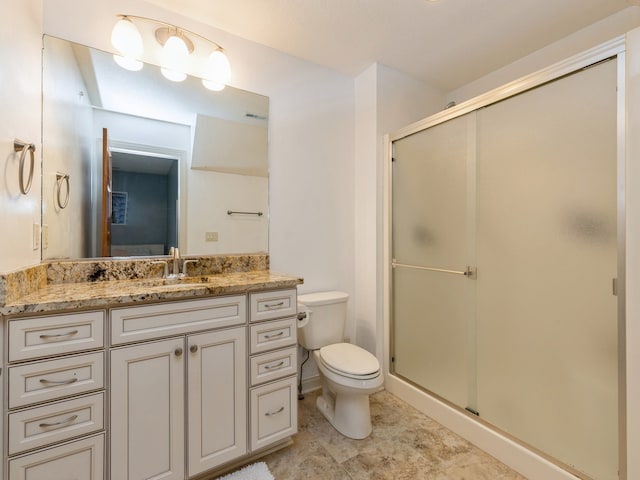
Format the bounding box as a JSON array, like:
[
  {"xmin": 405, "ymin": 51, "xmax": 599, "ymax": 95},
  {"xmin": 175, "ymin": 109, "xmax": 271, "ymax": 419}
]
[{"xmin": 389, "ymin": 56, "xmax": 621, "ymax": 480}]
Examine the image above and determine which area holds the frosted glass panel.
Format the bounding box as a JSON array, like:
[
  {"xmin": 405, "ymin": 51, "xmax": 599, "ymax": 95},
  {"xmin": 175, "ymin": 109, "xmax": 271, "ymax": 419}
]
[
  {"xmin": 476, "ymin": 59, "xmax": 618, "ymax": 480},
  {"xmin": 392, "ymin": 114, "xmax": 474, "ymax": 268},
  {"xmin": 393, "ymin": 266, "xmax": 472, "ymax": 409}
]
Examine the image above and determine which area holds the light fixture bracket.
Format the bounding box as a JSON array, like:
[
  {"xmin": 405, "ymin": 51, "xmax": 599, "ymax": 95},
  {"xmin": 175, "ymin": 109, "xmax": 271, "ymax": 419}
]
[{"xmin": 154, "ymin": 27, "xmax": 195, "ymax": 54}]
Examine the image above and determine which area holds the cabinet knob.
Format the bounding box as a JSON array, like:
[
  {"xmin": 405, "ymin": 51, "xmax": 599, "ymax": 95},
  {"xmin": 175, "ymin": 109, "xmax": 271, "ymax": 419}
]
[
  {"xmin": 174, "ymin": 347, "xmax": 183, "ymax": 357},
  {"xmin": 190, "ymin": 344, "xmax": 198, "ymax": 353}
]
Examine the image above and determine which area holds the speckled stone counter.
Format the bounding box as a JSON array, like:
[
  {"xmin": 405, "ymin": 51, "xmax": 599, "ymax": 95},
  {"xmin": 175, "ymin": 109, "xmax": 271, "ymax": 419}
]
[{"xmin": 0, "ymin": 254, "xmax": 303, "ymax": 316}]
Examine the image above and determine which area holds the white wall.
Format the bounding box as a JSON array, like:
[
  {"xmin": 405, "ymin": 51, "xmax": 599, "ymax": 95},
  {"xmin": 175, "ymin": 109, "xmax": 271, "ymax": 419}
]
[
  {"xmin": 186, "ymin": 171, "xmax": 268, "ymax": 254},
  {"xmin": 92, "ymin": 110, "xmax": 191, "ymax": 152},
  {"xmin": 448, "ymin": 6, "xmax": 640, "ymax": 103},
  {"xmin": 0, "ymin": 0, "xmax": 42, "ymax": 273}
]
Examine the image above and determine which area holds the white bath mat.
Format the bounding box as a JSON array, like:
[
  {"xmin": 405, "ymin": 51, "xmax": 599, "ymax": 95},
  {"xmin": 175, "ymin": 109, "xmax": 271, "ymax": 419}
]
[{"xmin": 215, "ymin": 462, "xmax": 274, "ymax": 480}]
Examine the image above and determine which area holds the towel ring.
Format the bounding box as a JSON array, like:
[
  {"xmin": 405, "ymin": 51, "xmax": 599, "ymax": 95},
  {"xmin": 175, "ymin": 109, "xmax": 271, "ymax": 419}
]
[
  {"xmin": 55, "ymin": 173, "xmax": 70, "ymax": 209},
  {"xmin": 14, "ymin": 140, "xmax": 36, "ymax": 195}
]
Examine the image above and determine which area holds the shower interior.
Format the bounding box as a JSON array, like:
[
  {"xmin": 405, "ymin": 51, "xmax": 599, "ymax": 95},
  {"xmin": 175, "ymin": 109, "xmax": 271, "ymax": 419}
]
[{"xmin": 389, "ymin": 53, "xmax": 622, "ymax": 480}]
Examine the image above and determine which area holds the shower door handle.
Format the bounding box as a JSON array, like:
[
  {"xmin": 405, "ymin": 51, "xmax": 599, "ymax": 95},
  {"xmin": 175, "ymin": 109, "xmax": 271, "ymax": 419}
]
[{"xmin": 392, "ymin": 261, "xmax": 477, "ymax": 279}]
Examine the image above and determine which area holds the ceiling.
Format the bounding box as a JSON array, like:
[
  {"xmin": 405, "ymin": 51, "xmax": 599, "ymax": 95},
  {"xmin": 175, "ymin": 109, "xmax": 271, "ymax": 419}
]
[{"xmin": 142, "ymin": 0, "xmax": 637, "ymax": 92}]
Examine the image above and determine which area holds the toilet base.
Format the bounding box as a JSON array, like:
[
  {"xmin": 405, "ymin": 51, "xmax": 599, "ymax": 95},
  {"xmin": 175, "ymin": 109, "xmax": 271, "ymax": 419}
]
[{"xmin": 316, "ymin": 380, "xmax": 373, "ymax": 440}]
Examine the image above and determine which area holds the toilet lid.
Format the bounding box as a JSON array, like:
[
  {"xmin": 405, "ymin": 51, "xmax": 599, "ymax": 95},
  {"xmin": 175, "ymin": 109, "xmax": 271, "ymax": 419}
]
[{"xmin": 319, "ymin": 343, "xmax": 380, "ymax": 377}]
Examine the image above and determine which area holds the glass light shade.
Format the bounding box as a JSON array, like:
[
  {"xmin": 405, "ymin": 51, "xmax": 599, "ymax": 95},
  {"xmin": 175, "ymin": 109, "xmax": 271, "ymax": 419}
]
[
  {"xmin": 111, "ymin": 17, "xmax": 144, "ymax": 58},
  {"xmin": 202, "ymin": 79, "xmax": 225, "ymax": 91},
  {"xmin": 161, "ymin": 35, "xmax": 189, "ymax": 82},
  {"xmin": 203, "ymin": 50, "xmax": 231, "ymax": 86},
  {"xmin": 161, "ymin": 67, "xmax": 187, "ymax": 82},
  {"xmin": 113, "ymin": 54, "xmax": 143, "ymax": 71}
]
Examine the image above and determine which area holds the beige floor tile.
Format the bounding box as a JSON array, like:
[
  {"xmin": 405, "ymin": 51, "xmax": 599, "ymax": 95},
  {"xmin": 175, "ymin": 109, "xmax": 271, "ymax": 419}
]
[{"xmin": 261, "ymin": 389, "xmax": 528, "ymax": 479}]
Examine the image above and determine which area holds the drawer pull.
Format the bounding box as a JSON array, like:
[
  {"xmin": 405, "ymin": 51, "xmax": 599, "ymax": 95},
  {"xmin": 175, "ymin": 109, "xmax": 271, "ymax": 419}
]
[
  {"xmin": 264, "ymin": 331, "xmax": 285, "ymax": 339},
  {"xmin": 264, "ymin": 361, "xmax": 285, "ymax": 370},
  {"xmin": 264, "ymin": 302, "xmax": 285, "ymax": 309},
  {"xmin": 190, "ymin": 344, "xmax": 198, "ymax": 353},
  {"xmin": 265, "ymin": 406, "xmax": 285, "ymax": 417},
  {"xmin": 175, "ymin": 347, "xmax": 183, "ymax": 357},
  {"xmin": 39, "ymin": 329, "xmax": 79, "ymax": 339},
  {"xmin": 39, "ymin": 414, "xmax": 78, "ymax": 429},
  {"xmin": 39, "ymin": 377, "xmax": 78, "ymax": 385}
]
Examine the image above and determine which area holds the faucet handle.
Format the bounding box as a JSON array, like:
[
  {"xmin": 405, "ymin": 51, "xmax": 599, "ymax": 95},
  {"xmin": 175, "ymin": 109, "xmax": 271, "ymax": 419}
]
[
  {"xmin": 151, "ymin": 260, "xmax": 169, "ymax": 278},
  {"xmin": 182, "ymin": 259, "xmax": 197, "ymax": 275}
]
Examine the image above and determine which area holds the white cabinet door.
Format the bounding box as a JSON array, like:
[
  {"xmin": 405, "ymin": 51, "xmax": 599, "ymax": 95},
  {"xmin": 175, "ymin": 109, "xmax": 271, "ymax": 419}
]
[
  {"xmin": 250, "ymin": 377, "xmax": 297, "ymax": 451},
  {"xmin": 110, "ymin": 337, "xmax": 185, "ymax": 480},
  {"xmin": 187, "ymin": 327, "xmax": 247, "ymax": 476},
  {"xmin": 9, "ymin": 434, "xmax": 104, "ymax": 480}
]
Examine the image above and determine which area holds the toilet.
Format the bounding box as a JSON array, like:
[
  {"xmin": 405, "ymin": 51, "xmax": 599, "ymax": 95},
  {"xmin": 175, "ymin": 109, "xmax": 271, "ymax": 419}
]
[{"xmin": 297, "ymin": 291, "xmax": 383, "ymax": 439}]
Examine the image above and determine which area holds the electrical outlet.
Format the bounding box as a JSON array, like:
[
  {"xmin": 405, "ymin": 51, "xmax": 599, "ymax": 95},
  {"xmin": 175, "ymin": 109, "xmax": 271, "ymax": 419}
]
[
  {"xmin": 205, "ymin": 231, "xmax": 218, "ymax": 242},
  {"xmin": 32, "ymin": 223, "xmax": 40, "ymax": 250}
]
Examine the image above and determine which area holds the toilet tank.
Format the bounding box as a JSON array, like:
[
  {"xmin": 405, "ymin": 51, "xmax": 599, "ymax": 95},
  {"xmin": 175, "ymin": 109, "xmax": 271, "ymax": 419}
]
[{"xmin": 297, "ymin": 291, "xmax": 349, "ymax": 350}]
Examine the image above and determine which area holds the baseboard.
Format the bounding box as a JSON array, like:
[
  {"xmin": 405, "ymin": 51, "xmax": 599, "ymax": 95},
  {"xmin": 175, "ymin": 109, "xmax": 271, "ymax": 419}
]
[
  {"xmin": 300, "ymin": 374, "xmax": 322, "ymax": 394},
  {"xmin": 196, "ymin": 438, "xmax": 293, "ymax": 479},
  {"xmin": 385, "ymin": 374, "xmax": 581, "ymax": 480}
]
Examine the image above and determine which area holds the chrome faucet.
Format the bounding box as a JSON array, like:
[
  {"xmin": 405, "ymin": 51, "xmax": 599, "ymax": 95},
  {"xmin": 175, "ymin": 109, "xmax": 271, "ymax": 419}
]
[
  {"xmin": 169, "ymin": 246, "xmax": 180, "ymax": 277},
  {"xmin": 182, "ymin": 259, "xmax": 197, "ymax": 276},
  {"xmin": 151, "ymin": 260, "xmax": 169, "ymax": 278}
]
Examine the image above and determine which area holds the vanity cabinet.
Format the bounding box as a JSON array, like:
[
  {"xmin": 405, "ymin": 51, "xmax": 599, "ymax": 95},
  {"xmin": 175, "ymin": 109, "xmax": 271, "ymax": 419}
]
[
  {"xmin": 4, "ymin": 311, "xmax": 106, "ymax": 480},
  {"xmin": 3, "ymin": 284, "xmax": 299, "ymax": 480},
  {"xmin": 109, "ymin": 296, "xmax": 247, "ymax": 479},
  {"xmin": 248, "ymin": 290, "xmax": 298, "ymax": 452}
]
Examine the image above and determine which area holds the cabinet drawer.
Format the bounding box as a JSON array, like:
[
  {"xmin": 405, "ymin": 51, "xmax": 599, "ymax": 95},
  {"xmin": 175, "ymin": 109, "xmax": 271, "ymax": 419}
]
[
  {"xmin": 9, "ymin": 352, "xmax": 104, "ymax": 409},
  {"xmin": 8, "ymin": 311, "xmax": 104, "ymax": 362},
  {"xmin": 8, "ymin": 433, "xmax": 104, "ymax": 480},
  {"xmin": 8, "ymin": 392, "xmax": 104, "ymax": 455},
  {"xmin": 250, "ymin": 346, "xmax": 297, "ymax": 386},
  {"xmin": 111, "ymin": 295, "xmax": 246, "ymax": 345},
  {"xmin": 250, "ymin": 289, "xmax": 297, "ymax": 323},
  {"xmin": 250, "ymin": 377, "xmax": 297, "ymax": 451},
  {"xmin": 249, "ymin": 317, "xmax": 297, "ymax": 354}
]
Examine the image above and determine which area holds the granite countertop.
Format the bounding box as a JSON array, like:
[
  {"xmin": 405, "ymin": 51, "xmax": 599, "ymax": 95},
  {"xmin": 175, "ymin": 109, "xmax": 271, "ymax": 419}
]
[{"xmin": 1, "ymin": 270, "xmax": 303, "ymax": 316}]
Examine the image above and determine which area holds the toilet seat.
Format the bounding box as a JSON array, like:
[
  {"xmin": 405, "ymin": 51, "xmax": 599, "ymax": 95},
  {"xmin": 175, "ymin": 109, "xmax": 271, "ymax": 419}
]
[{"xmin": 319, "ymin": 343, "xmax": 380, "ymax": 380}]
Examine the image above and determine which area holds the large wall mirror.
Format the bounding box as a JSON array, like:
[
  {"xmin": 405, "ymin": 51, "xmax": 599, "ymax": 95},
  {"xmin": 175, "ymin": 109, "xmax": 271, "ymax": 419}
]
[{"xmin": 42, "ymin": 35, "xmax": 269, "ymax": 260}]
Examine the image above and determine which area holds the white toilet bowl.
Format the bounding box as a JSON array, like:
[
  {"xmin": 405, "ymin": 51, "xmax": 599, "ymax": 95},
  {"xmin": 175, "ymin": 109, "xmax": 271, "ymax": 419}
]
[
  {"xmin": 297, "ymin": 291, "xmax": 383, "ymax": 439},
  {"xmin": 313, "ymin": 343, "xmax": 383, "ymax": 439}
]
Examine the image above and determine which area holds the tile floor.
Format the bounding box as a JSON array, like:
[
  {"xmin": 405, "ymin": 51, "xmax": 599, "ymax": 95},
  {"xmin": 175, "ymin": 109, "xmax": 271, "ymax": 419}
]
[{"xmin": 261, "ymin": 389, "xmax": 528, "ymax": 479}]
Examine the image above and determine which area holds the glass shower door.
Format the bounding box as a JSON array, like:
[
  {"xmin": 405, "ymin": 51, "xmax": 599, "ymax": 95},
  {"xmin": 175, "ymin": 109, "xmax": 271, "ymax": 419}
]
[
  {"xmin": 391, "ymin": 113, "xmax": 477, "ymax": 411},
  {"xmin": 475, "ymin": 58, "xmax": 618, "ymax": 480}
]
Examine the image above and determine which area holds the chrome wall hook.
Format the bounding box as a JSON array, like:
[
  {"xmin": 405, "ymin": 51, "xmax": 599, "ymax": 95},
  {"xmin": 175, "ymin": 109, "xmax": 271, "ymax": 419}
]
[{"xmin": 13, "ymin": 139, "xmax": 36, "ymax": 195}]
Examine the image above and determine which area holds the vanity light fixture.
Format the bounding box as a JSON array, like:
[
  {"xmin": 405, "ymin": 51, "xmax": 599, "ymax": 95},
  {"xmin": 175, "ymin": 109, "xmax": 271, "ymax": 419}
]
[
  {"xmin": 111, "ymin": 16, "xmax": 144, "ymax": 71},
  {"xmin": 110, "ymin": 14, "xmax": 232, "ymax": 90}
]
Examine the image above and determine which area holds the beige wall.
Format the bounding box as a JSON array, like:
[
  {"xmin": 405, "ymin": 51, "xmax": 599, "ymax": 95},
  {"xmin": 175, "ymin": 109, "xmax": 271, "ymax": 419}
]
[{"xmin": 0, "ymin": 0, "xmax": 43, "ymax": 272}]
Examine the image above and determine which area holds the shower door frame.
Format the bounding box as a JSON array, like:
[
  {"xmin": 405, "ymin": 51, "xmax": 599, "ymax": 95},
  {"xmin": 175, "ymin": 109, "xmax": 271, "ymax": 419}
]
[{"xmin": 383, "ymin": 36, "xmax": 627, "ymax": 480}]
